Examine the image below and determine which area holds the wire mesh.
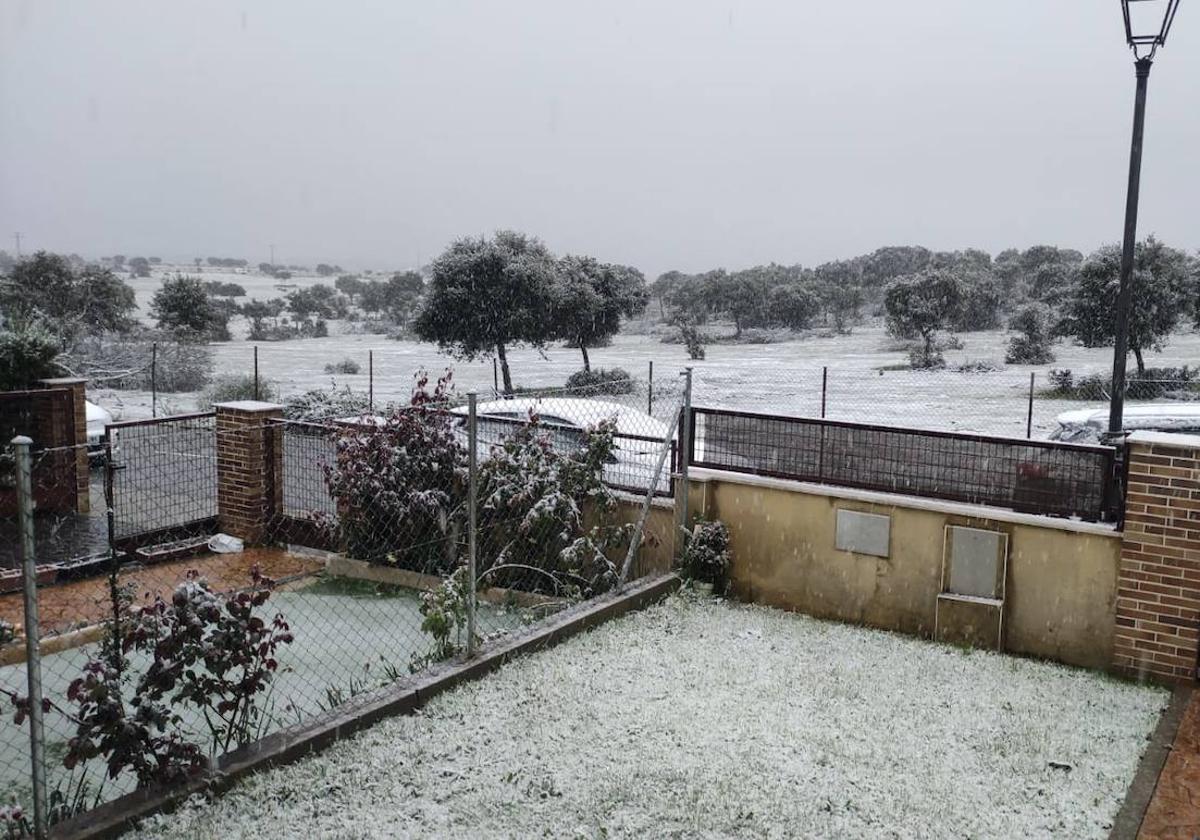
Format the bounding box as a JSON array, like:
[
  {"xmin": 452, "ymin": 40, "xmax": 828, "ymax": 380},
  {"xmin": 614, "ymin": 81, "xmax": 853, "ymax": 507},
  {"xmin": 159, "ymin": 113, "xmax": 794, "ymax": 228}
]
[
  {"xmin": 1, "ymin": 376, "xmax": 685, "ymax": 832},
  {"xmin": 690, "ymin": 407, "xmax": 1118, "ymax": 522}
]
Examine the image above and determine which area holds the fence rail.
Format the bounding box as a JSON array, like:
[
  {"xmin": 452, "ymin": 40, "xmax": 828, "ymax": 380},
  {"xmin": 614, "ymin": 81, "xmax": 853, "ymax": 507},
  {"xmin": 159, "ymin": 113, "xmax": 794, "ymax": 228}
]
[{"xmin": 688, "ymin": 407, "xmax": 1119, "ymax": 522}]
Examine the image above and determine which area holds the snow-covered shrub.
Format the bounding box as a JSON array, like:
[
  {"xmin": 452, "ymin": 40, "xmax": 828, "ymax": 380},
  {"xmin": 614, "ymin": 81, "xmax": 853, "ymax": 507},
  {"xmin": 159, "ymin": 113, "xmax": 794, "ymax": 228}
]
[
  {"xmin": 69, "ymin": 333, "xmax": 213, "ymax": 393},
  {"xmin": 322, "ymin": 370, "xmax": 467, "ymax": 574},
  {"xmin": 410, "ymin": 567, "xmax": 473, "ymax": 672},
  {"xmin": 678, "ymin": 321, "xmax": 706, "ymax": 360},
  {"xmin": 283, "ymin": 383, "xmax": 372, "ymax": 421},
  {"xmin": 565, "ymin": 367, "xmax": 634, "ymax": 396},
  {"xmin": 1005, "ymin": 305, "xmax": 1056, "ymax": 365},
  {"xmin": 323, "ymin": 358, "xmax": 361, "ymax": 375},
  {"xmin": 907, "ymin": 345, "xmax": 945, "ymax": 370},
  {"xmin": 475, "ymin": 415, "xmax": 632, "ymax": 598},
  {"xmin": 0, "ymin": 617, "xmax": 16, "ymax": 646},
  {"xmin": 682, "ymin": 520, "xmax": 731, "ymax": 594},
  {"xmin": 954, "ymin": 360, "xmax": 1000, "ymax": 374},
  {"xmin": 200, "ymin": 373, "xmax": 278, "ymax": 408}
]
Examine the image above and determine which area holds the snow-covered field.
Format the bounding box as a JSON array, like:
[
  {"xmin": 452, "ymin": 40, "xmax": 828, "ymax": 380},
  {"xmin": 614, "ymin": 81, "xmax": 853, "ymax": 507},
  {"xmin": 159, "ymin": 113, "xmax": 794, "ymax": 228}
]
[
  {"xmin": 131, "ymin": 594, "xmax": 1167, "ymax": 840},
  {"xmin": 103, "ymin": 267, "xmax": 1200, "ymax": 438}
]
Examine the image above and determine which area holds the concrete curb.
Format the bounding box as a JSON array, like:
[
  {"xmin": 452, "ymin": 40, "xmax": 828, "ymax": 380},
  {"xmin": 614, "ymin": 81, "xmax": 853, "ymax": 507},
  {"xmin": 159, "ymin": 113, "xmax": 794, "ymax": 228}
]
[
  {"xmin": 1109, "ymin": 684, "xmax": 1193, "ymax": 840},
  {"xmin": 51, "ymin": 573, "xmax": 681, "ymax": 840}
]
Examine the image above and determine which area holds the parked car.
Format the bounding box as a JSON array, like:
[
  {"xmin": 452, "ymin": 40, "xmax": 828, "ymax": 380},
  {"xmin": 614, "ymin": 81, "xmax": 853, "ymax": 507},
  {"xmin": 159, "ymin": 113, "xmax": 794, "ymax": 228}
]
[
  {"xmin": 1048, "ymin": 403, "xmax": 1200, "ymax": 443},
  {"xmin": 453, "ymin": 398, "xmax": 673, "ymax": 493},
  {"xmin": 86, "ymin": 400, "xmax": 113, "ymax": 458}
]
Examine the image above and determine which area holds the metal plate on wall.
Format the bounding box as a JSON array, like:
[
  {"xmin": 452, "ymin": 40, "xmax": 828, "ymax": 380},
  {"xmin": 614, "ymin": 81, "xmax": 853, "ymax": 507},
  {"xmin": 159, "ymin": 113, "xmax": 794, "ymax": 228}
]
[
  {"xmin": 946, "ymin": 526, "xmax": 1006, "ymax": 599},
  {"xmin": 835, "ymin": 509, "xmax": 891, "ymax": 558}
]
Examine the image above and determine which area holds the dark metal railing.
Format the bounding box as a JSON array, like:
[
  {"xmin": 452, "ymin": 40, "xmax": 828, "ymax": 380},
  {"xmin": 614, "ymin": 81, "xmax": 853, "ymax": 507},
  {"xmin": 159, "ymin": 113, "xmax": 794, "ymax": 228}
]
[{"xmin": 687, "ymin": 407, "xmax": 1119, "ymax": 522}]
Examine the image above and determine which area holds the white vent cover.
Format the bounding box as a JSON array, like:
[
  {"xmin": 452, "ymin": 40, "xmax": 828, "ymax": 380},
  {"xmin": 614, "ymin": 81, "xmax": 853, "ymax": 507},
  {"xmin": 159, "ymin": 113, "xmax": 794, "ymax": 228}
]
[
  {"xmin": 944, "ymin": 526, "xmax": 1007, "ymax": 600},
  {"xmin": 835, "ymin": 509, "xmax": 890, "ymax": 558}
]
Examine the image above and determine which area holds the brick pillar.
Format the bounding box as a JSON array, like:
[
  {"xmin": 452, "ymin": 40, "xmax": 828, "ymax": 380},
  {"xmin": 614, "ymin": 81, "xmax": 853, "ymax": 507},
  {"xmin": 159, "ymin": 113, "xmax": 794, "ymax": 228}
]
[
  {"xmin": 215, "ymin": 401, "xmax": 283, "ymax": 545},
  {"xmin": 39, "ymin": 377, "xmax": 90, "ymax": 514},
  {"xmin": 1114, "ymin": 433, "xmax": 1200, "ymax": 683}
]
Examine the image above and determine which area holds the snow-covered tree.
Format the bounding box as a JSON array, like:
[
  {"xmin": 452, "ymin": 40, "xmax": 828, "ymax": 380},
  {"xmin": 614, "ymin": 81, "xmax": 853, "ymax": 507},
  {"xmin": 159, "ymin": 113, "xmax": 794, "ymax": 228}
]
[
  {"xmin": 884, "ymin": 270, "xmax": 963, "ymax": 368},
  {"xmin": 552, "ymin": 256, "xmax": 647, "ymax": 370},
  {"xmin": 1058, "ymin": 238, "xmax": 1193, "ymax": 374},
  {"xmin": 414, "ymin": 231, "xmax": 558, "ymax": 394}
]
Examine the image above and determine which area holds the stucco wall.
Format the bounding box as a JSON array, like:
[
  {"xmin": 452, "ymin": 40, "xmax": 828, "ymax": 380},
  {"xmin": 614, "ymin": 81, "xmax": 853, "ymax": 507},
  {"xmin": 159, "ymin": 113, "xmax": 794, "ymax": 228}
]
[{"xmin": 689, "ymin": 469, "xmax": 1121, "ymax": 670}]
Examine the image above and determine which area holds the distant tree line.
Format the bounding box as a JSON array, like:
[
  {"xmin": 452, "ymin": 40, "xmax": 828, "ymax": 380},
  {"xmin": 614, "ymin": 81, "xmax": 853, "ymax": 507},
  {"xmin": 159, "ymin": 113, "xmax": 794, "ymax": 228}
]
[{"xmin": 652, "ymin": 241, "xmax": 1199, "ymax": 370}]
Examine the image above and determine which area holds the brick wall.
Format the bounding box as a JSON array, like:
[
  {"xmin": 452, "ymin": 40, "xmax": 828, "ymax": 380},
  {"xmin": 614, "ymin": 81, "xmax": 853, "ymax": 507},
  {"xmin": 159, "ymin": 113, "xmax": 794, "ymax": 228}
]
[
  {"xmin": 1114, "ymin": 435, "xmax": 1200, "ymax": 683},
  {"xmin": 215, "ymin": 401, "xmax": 283, "ymax": 545},
  {"xmin": 39, "ymin": 378, "xmax": 90, "ymax": 513}
]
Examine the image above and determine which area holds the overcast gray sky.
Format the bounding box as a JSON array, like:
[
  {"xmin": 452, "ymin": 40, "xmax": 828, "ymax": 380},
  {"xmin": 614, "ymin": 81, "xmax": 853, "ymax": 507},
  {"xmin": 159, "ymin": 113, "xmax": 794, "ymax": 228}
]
[{"xmin": 1, "ymin": 1, "xmax": 1196, "ymax": 277}]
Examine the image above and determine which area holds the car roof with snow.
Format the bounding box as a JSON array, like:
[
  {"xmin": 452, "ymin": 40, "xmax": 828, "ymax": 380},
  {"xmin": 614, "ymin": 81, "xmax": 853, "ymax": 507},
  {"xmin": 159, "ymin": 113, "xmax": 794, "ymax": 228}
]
[
  {"xmin": 1054, "ymin": 403, "xmax": 1200, "ymax": 430},
  {"xmin": 462, "ymin": 398, "xmax": 669, "ymax": 439}
]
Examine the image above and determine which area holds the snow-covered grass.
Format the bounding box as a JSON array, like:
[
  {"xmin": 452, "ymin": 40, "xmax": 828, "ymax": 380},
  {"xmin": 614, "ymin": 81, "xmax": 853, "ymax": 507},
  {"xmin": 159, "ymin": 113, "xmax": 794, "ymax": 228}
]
[{"xmin": 132, "ymin": 594, "xmax": 1167, "ymax": 840}]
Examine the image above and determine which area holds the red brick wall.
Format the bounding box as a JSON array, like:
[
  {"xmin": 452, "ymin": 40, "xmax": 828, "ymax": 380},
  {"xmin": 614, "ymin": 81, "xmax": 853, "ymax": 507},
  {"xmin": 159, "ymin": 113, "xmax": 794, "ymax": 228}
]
[
  {"xmin": 39, "ymin": 378, "xmax": 91, "ymax": 513},
  {"xmin": 1114, "ymin": 437, "xmax": 1200, "ymax": 683},
  {"xmin": 215, "ymin": 402, "xmax": 283, "ymax": 544}
]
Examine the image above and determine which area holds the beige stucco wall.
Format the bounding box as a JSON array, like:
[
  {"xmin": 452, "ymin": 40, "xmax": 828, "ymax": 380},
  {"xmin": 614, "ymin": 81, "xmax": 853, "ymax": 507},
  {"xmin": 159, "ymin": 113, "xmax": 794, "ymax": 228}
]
[{"xmin": 689, "ymin": 470, "xmax": 1121, "ymax": 671}]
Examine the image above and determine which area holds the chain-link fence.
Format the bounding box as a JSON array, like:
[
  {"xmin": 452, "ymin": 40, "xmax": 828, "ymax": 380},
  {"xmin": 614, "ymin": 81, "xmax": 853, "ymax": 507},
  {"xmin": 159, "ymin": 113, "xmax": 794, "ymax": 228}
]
[{"xmin": 1, "ymin": 375, "xmax": 686, "ymax": 836}]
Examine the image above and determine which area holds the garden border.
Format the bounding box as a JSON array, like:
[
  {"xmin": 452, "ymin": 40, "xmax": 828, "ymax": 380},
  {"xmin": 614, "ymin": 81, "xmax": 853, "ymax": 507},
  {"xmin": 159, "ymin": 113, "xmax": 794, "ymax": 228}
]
[{"xmin": 51, "ymin": 572, "xmax": 682, "ymax": 840}]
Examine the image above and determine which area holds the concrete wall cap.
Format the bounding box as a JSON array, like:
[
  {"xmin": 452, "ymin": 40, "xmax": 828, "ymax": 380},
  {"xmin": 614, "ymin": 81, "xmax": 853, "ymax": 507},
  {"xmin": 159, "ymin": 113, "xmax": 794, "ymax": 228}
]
[
  {"xmin": 213, "ymin": 400, "xmax": 284, "ymax": 412},
  {"xmin": 1127, "ymin": 430, "xmax": 1200, "ymax": 450}
]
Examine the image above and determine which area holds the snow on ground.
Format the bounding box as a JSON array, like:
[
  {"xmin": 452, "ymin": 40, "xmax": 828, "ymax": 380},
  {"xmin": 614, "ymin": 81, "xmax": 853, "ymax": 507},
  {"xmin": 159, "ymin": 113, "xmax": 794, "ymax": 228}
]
[{"xmin": 132, "ymin": 594, "xmax": 1167, "ymax": 840}]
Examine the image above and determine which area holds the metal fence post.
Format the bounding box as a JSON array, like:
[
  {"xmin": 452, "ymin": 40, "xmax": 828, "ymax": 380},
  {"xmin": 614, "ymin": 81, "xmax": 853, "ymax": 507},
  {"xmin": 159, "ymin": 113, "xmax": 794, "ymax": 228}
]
[
  {"xmin": 368, "ymin": 350, "xmax": 374, "ymax": 413},
  {"xmin": 820, "ymin": 366, "xmax": 828, "ymax": 418},
  {"xmin": 1026, "ymin": 372, "xmax": 1035, "ymax": 439},
  {"xmin": 465, "ymin": 393, "xmax": 478, "ymax": 657},
  {"xmin": 253, "ymin": 345, "xmax": 260, "ymax": 401},
  {"xmin": 647, "ymin": 360, "xmax": 654, "ymax": 415},
  {"xmin": 150, "ymin": 341, "xmax": 158, "ymax": 418},
  {"xmin": 14, "ymin": 436, "xmax": 47, "ymax": 839},
  {"xmin": 674, "ymin": 368, "xmax": 693, "ymax": 561}
]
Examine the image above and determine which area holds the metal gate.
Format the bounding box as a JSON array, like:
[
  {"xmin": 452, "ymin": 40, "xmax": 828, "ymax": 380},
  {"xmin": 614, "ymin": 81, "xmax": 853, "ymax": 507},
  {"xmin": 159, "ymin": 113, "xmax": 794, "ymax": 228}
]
[{"xmin": 106, "ymin": 412, "xmax": 218, "ymax": 554}]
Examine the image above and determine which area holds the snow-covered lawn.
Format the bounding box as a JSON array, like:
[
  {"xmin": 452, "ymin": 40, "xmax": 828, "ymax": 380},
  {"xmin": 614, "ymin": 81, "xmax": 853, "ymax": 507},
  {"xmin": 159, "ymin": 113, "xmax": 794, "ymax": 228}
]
[{"xmin": 133, "ymin": 594, "xmax": 1167, "ymax": 840}]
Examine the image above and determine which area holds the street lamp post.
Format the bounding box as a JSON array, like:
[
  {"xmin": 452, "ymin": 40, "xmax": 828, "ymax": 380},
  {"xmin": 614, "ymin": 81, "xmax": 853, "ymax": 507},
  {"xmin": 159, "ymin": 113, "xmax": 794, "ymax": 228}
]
[{"xmin": 1108, "ymin": 0, "xmax": 1182, "ymax": 438}]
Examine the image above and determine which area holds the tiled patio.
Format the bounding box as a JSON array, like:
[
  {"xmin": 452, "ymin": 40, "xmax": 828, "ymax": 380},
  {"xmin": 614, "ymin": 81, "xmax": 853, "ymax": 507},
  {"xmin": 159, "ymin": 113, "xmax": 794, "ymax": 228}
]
[{"xmin": 1140, "ymin": 690, "xmax": 1200, "ymax": 840}]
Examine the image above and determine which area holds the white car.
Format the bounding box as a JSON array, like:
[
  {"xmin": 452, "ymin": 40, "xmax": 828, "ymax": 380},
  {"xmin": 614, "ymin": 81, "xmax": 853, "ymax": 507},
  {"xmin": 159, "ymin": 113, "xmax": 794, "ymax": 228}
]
[
  {"xmin": 86, "ymin": 400, "xmax": 113, "ymax": 456},
  {"xmin": 1048, "ymin": 403, "xmax": 1200, "ymax": 443},
  {"xmin": 454, "ymin": 398, "xmax": 674, "ymax": 494}
]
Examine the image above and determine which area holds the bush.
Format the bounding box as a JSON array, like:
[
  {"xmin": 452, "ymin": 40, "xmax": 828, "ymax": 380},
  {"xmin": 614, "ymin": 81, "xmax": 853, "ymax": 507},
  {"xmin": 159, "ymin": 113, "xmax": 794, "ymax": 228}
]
[
  {"xmin": 283, "ymin": 383, "xmax": 372, "ymax": 421},
  {"xmin": 955, "ymin": 360, "xmax": 1001, "ymax": 373},
  {"xmin": 7, "ymin": 569, "xmax": 291, "ymax": 789},
  {"xmin": 474, "ymin": 415, "xmax": 632, "ymax": 598},
  {"xmin": 564, "ymin": 367, "xmax": 634, "ymax": 396},
  {"xmin": 678, "ymin": 322, "xmax": 706, "ymax": 360},
  {"xmin": 1005, "ymin": 304, "xmax": 1056, "ymax": 365},
  {"xmin": 907, "ymin": 346, "xmax": 945, "ymax": 370},
  {"xmin": 322, "ymin": 371, "xmax": 466, "ymax": 574},
  {"xmin": 200, "ymin": 374, "xmax": 278, "ymax": 409},
  {"xmin": 323, "ymin": 358, "xmax": 361, "ymax": 375},
  {"xmin": 1043, "ymin": 366, "xmax": 1199, "ymax": 400},
  {"xmin": 683, "ymin": 520, "xmax": 731, "ymax": 594},
  {"xmin": 68, "ymin": 334, "xmax": 213, "ymax": 393},
  {"xmin": 0, "ymin": 322, "xmax": 63, "ymax": 390}
]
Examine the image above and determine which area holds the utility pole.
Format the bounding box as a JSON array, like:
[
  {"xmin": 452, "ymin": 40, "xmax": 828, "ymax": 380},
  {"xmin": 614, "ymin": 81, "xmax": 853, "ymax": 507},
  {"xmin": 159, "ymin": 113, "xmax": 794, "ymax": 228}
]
[{"xmin": 13, "ymin": 232, "xmax": 22, "ymax": 257}]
